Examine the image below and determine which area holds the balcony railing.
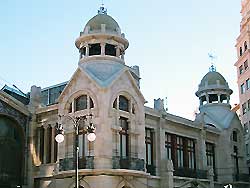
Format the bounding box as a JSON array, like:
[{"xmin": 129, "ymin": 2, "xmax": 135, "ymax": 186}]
[
  {"xmin": 233, "ymin": 173, "xmax": 250, "ymax": 182},
  {"xmin": 59, "ymin": 156, "xmax": 94, "ymax": 171},
  {"xmin": 112, "ymin": 156, "xmax": 144, "ymax": 171},
  {"xmin": 173, "ymin": 168, "xmax": 207, "ymax": 179},
  {"xmin": 146, "ymin": 164, "xmax": 156, "ymax": 176}
]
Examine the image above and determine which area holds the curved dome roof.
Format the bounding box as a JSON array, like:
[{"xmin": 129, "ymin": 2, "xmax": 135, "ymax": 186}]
[
  {"xmin": 199, "ymin": 71, "xmax": 227, "ymax": 87},
  {"xmin": 84, "ymin": 14, "xmax": 120, "ymax": 33}
]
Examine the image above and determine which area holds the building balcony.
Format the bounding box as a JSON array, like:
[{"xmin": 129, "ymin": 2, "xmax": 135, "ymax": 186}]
[
  {"xmin": 233, "ymin": 173, "xmax": 250, "ymax": 182},
  {"xmin": 59, "ymin": 156, "xmax": 94, "ymax": 171},
  {"xmin": 112, "ymin": 156, "xmax": 144, "ymax": 172},
  {"xmin": 173, "ymin": 168, "xmax": 207, "ymax": 179}
]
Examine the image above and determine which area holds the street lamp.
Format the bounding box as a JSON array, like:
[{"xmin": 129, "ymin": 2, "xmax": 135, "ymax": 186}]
[{"xmin": 55, "ymin": 114, "xmax": 96, "ymax": 188}]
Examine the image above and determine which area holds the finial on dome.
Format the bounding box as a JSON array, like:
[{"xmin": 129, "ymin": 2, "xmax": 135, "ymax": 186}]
[
  {"xmin": 208, "ymin": 53, "xmax": 217, "ymax": 72},
  {"xmin": 98, "ymin": 3, "xmax": 107, "ymax": 15}
]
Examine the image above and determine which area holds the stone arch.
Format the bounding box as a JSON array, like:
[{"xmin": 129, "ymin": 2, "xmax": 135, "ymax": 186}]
[
  {"xmin": 0, "ymin": 114, "xmax": 25, "ymax": 187},
  {"xmin": 63, "ymin": 89, "xmax": 99, "ymax": 115},
  {"xmin": 68, "ymin": 178, "xmax": 91, "ymax": 188},
  {"xmin": 116, "ymin": 180, "xmax": 135, "ymax": 188},
  {"xmin": 109, "ymin": 90, "xmax": 141, "ymax": 115}
]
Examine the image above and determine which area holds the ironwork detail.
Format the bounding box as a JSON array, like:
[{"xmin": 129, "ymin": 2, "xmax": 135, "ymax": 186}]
[
  {"xmin": 112, "ymin": 157, "xmax": 144, "ymax": 171},
  {"xmin": 59, "ymin": 156, "xmax": 94, "ymax": 171}
]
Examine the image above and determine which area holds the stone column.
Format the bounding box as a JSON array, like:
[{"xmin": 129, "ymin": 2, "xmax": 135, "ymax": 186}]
[
  {"xmin": 160, "ymin": 159, "xmax": 174, "ymax": 188},
  {"xmin": 85, "ymin": 44, "xmax": 89, "ymax": 57},
  {"xmin": 101, "ymin": 43, "xmax": 106, "ymax": 56},
  {"xmin": 205, "ymin": 94, "xmax": 209, "ymax": 104},
  {"xmin": 115, "ymin": 46, "xmax": 120, "ymax": 57}
]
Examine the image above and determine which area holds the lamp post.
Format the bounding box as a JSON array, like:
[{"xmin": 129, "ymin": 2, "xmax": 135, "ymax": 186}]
[{"xmin": 55, "ymin": 114, "xmax": 96, "ymax": 188}]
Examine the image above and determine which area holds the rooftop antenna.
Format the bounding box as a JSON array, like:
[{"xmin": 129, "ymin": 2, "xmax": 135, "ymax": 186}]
[
  {"xmin": 98, "ymin": 1, "xmax": 107, "ymax": 14},
  {"xmin": 208, "ymin": 53, "xmax": 217, "ymax": 72}
]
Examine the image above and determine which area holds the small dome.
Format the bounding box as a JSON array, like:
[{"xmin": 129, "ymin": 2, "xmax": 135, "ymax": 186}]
[
  {"xmin": 199, "ymin": 71, "xmax": 227, "ymax": 87},
  {"xmin": 84, "ymin": 14, "xmax": 120, "ymax": 33}
]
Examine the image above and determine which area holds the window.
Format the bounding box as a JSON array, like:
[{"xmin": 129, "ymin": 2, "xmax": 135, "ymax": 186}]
[
  {"xmin": 241, "ymin": 83, "xmax": 245, "ymax": 94},
  {"xmin": 244, "ymin": 41, "xmax": 248, "ymax": 51},
  {"xmin": 54, "ymin": 127, "xmax": 58, "ymax": 163},
  {"xmin": 113, "ymin": 98, "xmax": 117, "ymax": 109},
  {"xmin": 46, "ymin": 126, "xmax": 52, "ymax": 163},
  {"xmin": 75, "ymin": 95, "xmax": 87, "ymax": 111},
  {"xmin": 78, "ymin": 132, "xmax": 86, "ymax": 158},
  {"xmin": 247, "ymin": 79, "xmax": 250, "ymax": 90},
  {"xmin": 119, "ymin": 96, "xmax": 129, "ymax": 112},
  {"xmin": 145, "ymin": 128, "xmax": 153, "ymax": 165},
  {"xmin": 240, "ymin": 47, "xmax": 243, "ymax": 56},
  {"xmin": 165, "ymin": 133, "xmax": 172, "ymax": 160},
  {"xmin": 244, "ymin": 60, "xmax": 249, "ymax": 70},
  {"xmin": 239, "ymin": 65, "xmax": 244, "ymax": 74},
  {"xmin": 244, "ymin": 123, "xmax": 249, "ymax": 135},
  {"xmin": 165, "ymin": 133, "xmax": 196, "ymax": 170},
  {"xmin": 120, "ymin": 117, "xmax": 129, "ymax": 158},
  {"xmin": 233, "ymin": 131, "xmax": 238, "ymax": 142},
  {"xmin": 188, "ymin": 139, "xmax": 195, "ymax": 169},
  {"xmin": 38, "ymin": 127, "xmax": 44, "ymax": 163},
  {"xmin": 206, "ymin": 143, "xmax": 216, "ymax": 177},
  {"xmin": 105, "ymin": 44, "xmax": 116, "ymax": 56},
  {"xmin": 246, "ymin": 144, "xmax": 249, "ymax": 156},
  {"xmin": 243, "ymin": 103, "xmax": 247, "ymax": 114},
  {"xmin": 89, "ymin": 43, "xmax": 101, "ymax": 56},
  {"xmin": 68, "ymin": 103, "xmax": 72, "ymax": 113}
]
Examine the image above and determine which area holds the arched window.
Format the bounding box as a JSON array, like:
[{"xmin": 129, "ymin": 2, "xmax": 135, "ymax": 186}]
[
  {"xmin": 240, "ymin": 47, "xmax": 243, "ymax": 56},
  {"xmin": 75, "ymin": 95, "xmax": 87, "ymax": 111},
  {"xmin": 244, "ymin": 41, "xmax": 248, "ymax": 51},
  {"xmin": 119, "ymin": 96, "xmax": 129, "ymax": 112},
  {"xmin": 74, "ymin": 95, "xmax": 94, "ymax": 112}
]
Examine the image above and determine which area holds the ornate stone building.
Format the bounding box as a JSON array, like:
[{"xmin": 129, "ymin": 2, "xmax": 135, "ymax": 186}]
[
  {"xmin": 1, "ymin": 5, "xmax": 250, "ymax": 188},
  {"xmin": 235, "ymin": 0, "xmax": 250, "ymax": 173}
]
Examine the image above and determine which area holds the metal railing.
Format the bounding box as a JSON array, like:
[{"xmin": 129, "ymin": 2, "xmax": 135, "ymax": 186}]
[
  {"xmin": 59, "ymin": 156, "xmax": 94, "ymax": 171},
  {"xmin": 233, "ymin": 173, "xmax": 250, "ymax": 182},
  {"xmin": 112, "ymin": 156, "xmax": 144, "ymax": 171},
  {"xmin": 173, "ymin": 168, "xmax": 207, "ymax": 179}
]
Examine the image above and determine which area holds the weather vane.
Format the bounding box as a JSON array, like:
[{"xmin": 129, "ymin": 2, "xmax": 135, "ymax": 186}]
[
  {"xmin": 208, "ymin": 53, "xmax": 217, "ymax": 72},
  {"xmin": 98, "ymin": 0, "xmax": 107, "ymax": 14}
]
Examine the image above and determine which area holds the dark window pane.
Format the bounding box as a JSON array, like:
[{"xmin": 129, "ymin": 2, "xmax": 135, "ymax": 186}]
[
  {"xmin": 119, "ymin": 96, "xmax": 129, "ymax": 112},
  {"xmin": 75, "ymin": 95, "xmax": 87, "ymax": 111}
]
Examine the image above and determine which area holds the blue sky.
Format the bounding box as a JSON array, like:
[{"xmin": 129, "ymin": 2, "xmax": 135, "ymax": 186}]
[{"xmin": 0, "ymin": 0, "xmax": 241, "ymax": 119}]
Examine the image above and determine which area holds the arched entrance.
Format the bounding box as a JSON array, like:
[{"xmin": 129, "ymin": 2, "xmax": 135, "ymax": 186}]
[{"xmin": 0, "ymin": 115, "xmax": 24, "ymax": 187}]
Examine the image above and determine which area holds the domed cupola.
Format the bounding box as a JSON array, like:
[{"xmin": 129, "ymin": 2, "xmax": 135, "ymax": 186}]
[
  {"xmin": 75, "ymin": 5, "xmax": 129, "ymax": 64},
  {"xmin": 195, "ymin": 65, "xmax": 233, "ymax": 110}
]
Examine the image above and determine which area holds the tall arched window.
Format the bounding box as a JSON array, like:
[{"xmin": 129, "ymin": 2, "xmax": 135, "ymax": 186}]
[
  {"xmin": 244, "ymin": 41, "xmax": 248, "ymax": 51},
  {"xmin": 240, "ymin": 47, "xmax": 243, "ymax": 56}
]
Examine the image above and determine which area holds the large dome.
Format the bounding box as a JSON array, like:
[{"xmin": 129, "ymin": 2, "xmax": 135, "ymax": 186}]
[
  {"xmin": 84, "ymin": 13, "xmax": 120, "ymax": 33},
  {"xmin": 199, "ymin": 71, "xmax": 227, "ymax": 87}
]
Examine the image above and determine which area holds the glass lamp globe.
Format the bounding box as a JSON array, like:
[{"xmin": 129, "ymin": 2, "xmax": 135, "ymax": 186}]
[
  {"xmin": 87, "ymin": 132, "xmax": 96, "ymax": 142},
  {"xmin": 55, "ymin": 134, "xmax": 64, "ymax": 143}
]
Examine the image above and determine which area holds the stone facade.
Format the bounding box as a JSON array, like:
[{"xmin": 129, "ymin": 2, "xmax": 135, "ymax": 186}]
[
  {"xmin": 1, "ymin": 4, "xmax": 250, "ymax": 188},
  {"xmin": 235, "ymin": 0, "xmax": 250, "ymax": 173}
]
